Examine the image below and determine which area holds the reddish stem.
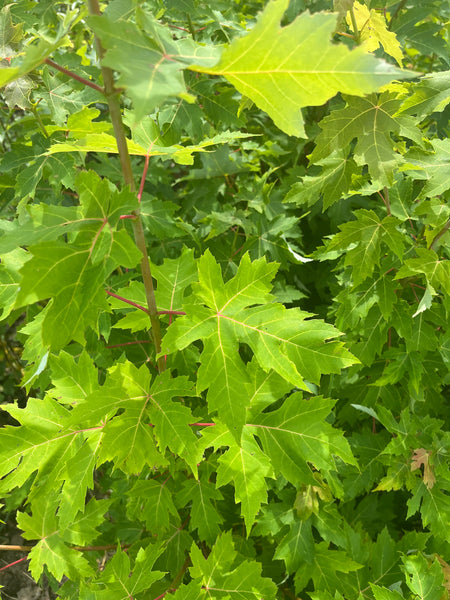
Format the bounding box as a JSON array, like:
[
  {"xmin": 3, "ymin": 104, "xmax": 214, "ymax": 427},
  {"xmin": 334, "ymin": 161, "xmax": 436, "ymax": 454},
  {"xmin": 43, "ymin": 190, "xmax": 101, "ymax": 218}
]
[
  {"xmin": 106, "ymin": 340, "xmax": 151, "ymax": 348},
  {"xmin": 409, "ymin": 283, "xmax": 420, "ymax": 303},
  {"xmin": 138, "ymin": 154, "xmax": 150, "ymax": 202},
  {"xmin": 119, "ymin": 214, "xmax": 136, "ymax": 220},
  {"xmin": 148, "ymin": 422, "xmax": 215, "ymax": 428},
  {"xmin": 44, "ymin": 58, "xmax": 104, "ymax": 95},
  {"xmin": 0, "ymin": 557, "xmax": 28, "ymax": 571},
  {"xmin": 0, "ymin": 543, "xmax": 130, "ymax": 554},
  {"xmin": 158, "ymin": 310, "xmax": 186, "ymax": 316},
  {"xmin": 106, "ymin": 290, "xmax": 149, "ymax": 314},
  {"xmin": 377, "ymin": 188, "xmax": 391, "ymax": 215}
]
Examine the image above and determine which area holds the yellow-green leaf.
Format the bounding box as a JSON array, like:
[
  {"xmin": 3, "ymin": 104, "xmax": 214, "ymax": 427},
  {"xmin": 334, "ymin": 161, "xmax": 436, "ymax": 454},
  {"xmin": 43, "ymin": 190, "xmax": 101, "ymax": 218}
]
[{"xmin": 192, "ymin": 0, "xmax": 410, "ymax": 137}]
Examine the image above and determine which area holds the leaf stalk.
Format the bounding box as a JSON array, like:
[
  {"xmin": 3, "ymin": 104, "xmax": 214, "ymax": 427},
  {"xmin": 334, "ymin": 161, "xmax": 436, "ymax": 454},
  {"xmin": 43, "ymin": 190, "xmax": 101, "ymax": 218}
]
[
  {"xmin": 349, "ymin": 5, "xmax": 360, "ymax": 44},
  {"xmin": 44, "ymin": 58, "xmax": 105, "ymax": 95}
]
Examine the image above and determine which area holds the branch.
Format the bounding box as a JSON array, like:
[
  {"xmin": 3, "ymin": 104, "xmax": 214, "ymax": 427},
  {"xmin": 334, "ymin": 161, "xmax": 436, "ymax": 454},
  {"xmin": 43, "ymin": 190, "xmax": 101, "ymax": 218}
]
[
  {"xmin": 44, "ymin": 58, "xmax": 105, "ymax": 95},
  {"xmin": 87, "ymin": 0, "xmax": 165, "ymax": 372}
]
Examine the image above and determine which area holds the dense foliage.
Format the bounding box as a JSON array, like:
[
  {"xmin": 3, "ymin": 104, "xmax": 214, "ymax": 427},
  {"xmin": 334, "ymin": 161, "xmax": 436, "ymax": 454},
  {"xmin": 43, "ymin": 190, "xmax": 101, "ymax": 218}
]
[{"xmin": 0, "ymin": 0, "xmax": 449, "ymax": 598}]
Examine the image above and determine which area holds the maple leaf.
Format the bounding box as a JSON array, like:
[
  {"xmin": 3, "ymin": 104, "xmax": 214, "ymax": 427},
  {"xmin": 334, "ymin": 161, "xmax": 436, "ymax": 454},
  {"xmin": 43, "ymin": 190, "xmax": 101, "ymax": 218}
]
[
  {"xmin": 39, "ymin": 68, "xmax": 103, "ymax": 126},
  {"xmin": 251, "ymin": 394, "xmax": 357, "ymax": 486},
  {"xmin": 73, "ymin": 362, "xmax": 200, "ymax": 474},
  {"xmin": 3, "ymin": 73, "xmax": 34, "ymax": 109},
  {"xmin": 295, "ymin": 541, "xmax": 363, "ymax": 594},
  {"xmin": 400, "ymin": 138, "xmax": 450, "ymax": 198},
  {"xmin": 396, "ymin": 70, "xmax": 450, "ymax": 121},
  {"xmin": 285, "ymin": 151, "xmax": 359, "ymax": 210},
  {"xmin": 83, "ymin": 544, "xmax": 165, "ymax": 600},
  {"xmin": 347, "ymin": 2, "xmax": 404, "ymax": 66},
  {"xmin": 395, "ymin": 247, "xmax": 450, "ymax": 296},
  {"xmin": 411, "ymin": 448, "xmax": 436, "ymax": 489},
  {"xmin": 17, "ymin": 496, "xmax": 110, "ymax": 580},
  {"xmin": 176, "ymin": 468, "xmax": 224, "ymax": 544},
  {"xmin": 127, "ymin": 480, "xmax": 180, "ymax": 535},
  {"xmin": 0, "ymin": 247, "xmax": 28, "ymax": 320},
  {"xmin": 316, "ymin": 209, "xmax": 406, "ymax": 285},
  {"xmin": 88, "ymin": 9, "xmax": 220, "ymax": 120},
  {"xmin": 200, "ymin": 423, "xmax": 274, "ymax": 530},
  {"xmin": 407, "ymin": 480, "xmax": 450, "ymax": 539},
  {"xmin": 12, "ymin": 171, "xmax": 141, "ymax": 350},
  {"xmin": 194, "ymin": 0, "xmax": 410, "ymax": 137},
  {"xmin": 161, "ymin": 251, "xmax": 357, "ymax": 439},
  {"xmin": 402, "ymin": 554, "xmax": 447, "ymax": 600},
  {"xmin": 187, "ymin": 531, "xmax": 277, "ymax": 599},
  {"xmin": 274, "ymin": 518, "xmax": 315, "ymax": 572},
  {"xmin": 310, "ymin": 92, "xmax": 421, "ymax": 186}
]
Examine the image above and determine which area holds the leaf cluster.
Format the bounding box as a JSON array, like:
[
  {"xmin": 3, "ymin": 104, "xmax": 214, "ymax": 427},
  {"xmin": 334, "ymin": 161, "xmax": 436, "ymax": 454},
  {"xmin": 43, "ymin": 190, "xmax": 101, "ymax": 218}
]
[{"xmin": 0, "ymin": 1, "xmax": 449, "ymax": 599}]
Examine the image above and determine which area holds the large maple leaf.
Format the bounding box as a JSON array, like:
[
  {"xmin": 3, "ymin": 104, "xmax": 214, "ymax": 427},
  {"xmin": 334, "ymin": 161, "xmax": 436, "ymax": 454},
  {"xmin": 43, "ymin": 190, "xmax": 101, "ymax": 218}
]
[
  {"xmin": 194, "ymin": 0, "xmax": 411, "ymax": 137},
  {"xmin": 161, "ymin": 251, "xmax": 357, "ymax": 438}
]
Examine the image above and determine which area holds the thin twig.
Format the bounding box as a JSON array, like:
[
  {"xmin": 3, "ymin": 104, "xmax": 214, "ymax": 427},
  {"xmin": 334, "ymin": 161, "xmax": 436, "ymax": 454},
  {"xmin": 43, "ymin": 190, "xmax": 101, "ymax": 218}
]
[
  {"xmin": 383, "ymin": 186, "xmax": 391, "ymax": 215},
  {"xmin": 30, "ymin": 102, "xmax": 49, "ymax": 137},
  {"xmin": 388, "ymin": 0, "xmax": 407, "ymax": 30},
  {"xmin": 106, "ymin": 290, "xmax": 149, "ymax": 314},
  {"xmin": 0, "ymin": 557, "xmax": 28, "ymax": 571},
  {"xmin": 106, "ymin": 340, "xmax": 151, "ymax": 348},
  {"xmin": 44, "ymin": 58, "xmax": 105, "ymax": 95},
  {"xmin": 138, "ymin": 154, "xmax": 150, "ymax": 201}
]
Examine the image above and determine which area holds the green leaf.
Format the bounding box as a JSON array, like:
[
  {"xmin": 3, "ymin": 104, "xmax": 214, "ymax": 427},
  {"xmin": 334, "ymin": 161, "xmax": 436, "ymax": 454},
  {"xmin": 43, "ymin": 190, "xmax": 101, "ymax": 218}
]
[
  {"xmin": 251, "ymin": 394, "xmax": 357, "ymax": 486},
  {"xmin": 319, "ymin": 209, "xmax": 405, "ymax": 285},
  {"xmin": 370, "ymin": 584, "xmax": 406, "ymax": 600},
  {"xmin": 88, "ymin": 10, "xmax": 220, "ymax": 120},
  {"xmin": 395, "ymin": 248, "xmax": 450, "ymax": 295},
  {"xmin": 177, "ymin": 469, "xmax": 224, "ymax": 544},
  {"xmin": 87, "ymin": 544, "xmax": 165, "ymax": 600},
  {"xmin": 189, "ymin": 531, "xmax": 277, "ymax": 599},
  {"xmin": 39, "ymin": 68, "xmax": 103, "ymax": 126},
  {"xmin": 295, "ymin": 541, "xmax": 363, "ymax": 594},
  {"xmin": 310, "ymin": 93, "xmax": 421, "ymax": 185},
  {"xmin": 12, "ymin": 171, "xmax": 141, "ymax": 350},
  {"xmin": 396, "ymin": 70, "xmax": 450, "ymax": 120},
  {"xmin": 0, "ymin": 247, "xmax": 29, "ymax": 320},
  {"xmin": 48, "ymin": 350, "xmax": 99, "ymax": 406},
  {"xmin": 274, "ymin": 518, "xmax": 315, "ymax": 572},
  {"xmin": 285, "ymin": 152, "xmax": 359, "ymax": 209},
  {"xmin": 194, "ymin": 1, "xmax": 411, "ymax": 137},
  {"xmin": 407, "ymin": 480, "xmax": 450, "ymax": 539},
  {"xmin": 152, "ymin": 248, "xmax": 198, "ymax": 313},
  {"xmin": 0, "ymin": 5, "xmax": 23, "ymax": 56},
  {"xmin": 3, "ymin": 73, "xmax": 34, "ymax": 109},
  {"xmin": 215, "ymin": 428, "xmax": 274, "ymax": 530},
  {"xmin": 162, "ymin": 251, "xmax": 357, "ymax": 438},
  {"xmin": 401, "ymin": 554, "xmax": 446, "ymax": 600},
  {"xmin": 127, "ymin": 479, "xmax": 180, "ymax": 535},
  {"xmin": 78, "ymin": 362, "xmax": 199, "ymax": 474},
  {"xmin": 17, "ymin": 497, "xmax": 110, "ymax": 580},
  {"xmin": 47, "ymin": 129, "xmax": 253, "ymax": 165},
  {"xmin": 400, "ymin": 139, "xmax": 450, "ymax": 198}
]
